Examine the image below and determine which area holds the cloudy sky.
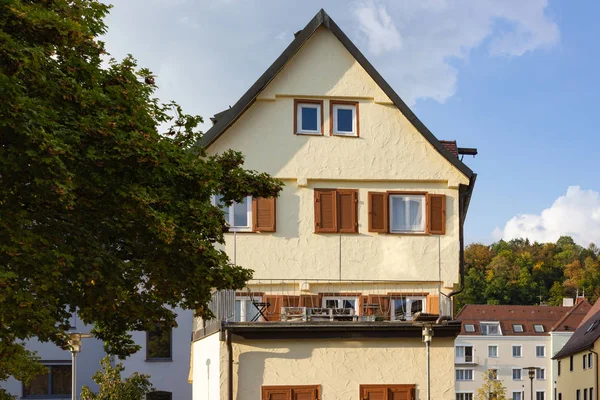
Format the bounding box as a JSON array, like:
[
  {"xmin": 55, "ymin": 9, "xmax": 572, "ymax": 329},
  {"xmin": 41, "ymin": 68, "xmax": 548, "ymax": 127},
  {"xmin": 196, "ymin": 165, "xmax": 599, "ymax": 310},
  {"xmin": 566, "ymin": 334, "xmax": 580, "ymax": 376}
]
[{"xmin": 103, "ymin": 0, "xmax": 600, "ymax": 246}]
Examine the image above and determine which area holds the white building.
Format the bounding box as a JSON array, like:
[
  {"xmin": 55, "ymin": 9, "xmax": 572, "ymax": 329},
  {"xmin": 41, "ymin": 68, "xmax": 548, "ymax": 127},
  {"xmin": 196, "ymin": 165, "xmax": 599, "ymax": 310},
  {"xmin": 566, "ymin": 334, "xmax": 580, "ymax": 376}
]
[
  {"xmin": 454, "ymin": 301, "xmax": 590, "ymax": 400},
  {"xmin": 0, "ymin": 309, "xmax": 193, "ymax": 400}
]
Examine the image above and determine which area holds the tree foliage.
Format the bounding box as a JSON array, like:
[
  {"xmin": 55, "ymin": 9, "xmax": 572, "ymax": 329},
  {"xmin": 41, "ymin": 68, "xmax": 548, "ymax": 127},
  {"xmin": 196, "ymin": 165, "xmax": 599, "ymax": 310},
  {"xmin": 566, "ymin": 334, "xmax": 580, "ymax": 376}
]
[
  {"xmin": 475, "ymin": 371, "xmax": 507, "ymax": 400},
  {"xmin": 80, "ymin": 356, "xmax": 152, "ymax": 400},
  {"xmin": 0, "ymin": 0, "xmax": 281, "ymax": 381},
  {"xmin": 456, "ymin": 236, "xmax": 600, "ymax": 311}
]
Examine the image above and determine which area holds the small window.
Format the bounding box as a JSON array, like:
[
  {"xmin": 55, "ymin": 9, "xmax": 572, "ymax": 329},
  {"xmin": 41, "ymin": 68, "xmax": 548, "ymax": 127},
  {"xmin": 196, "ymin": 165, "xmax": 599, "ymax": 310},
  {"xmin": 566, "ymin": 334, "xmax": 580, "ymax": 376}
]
[
  {"xmin": 570, "ymin": 355, "xmax": 574, "ymax": 371},
  {"xmin": 512, "ymin": 324, "xmax": 524, "ymax": 333},
  {"xmin": 322, "ymin": 296, "xmax": 359, "ymax": 314},
  {"xmin": 391, "ymin": 297, "xmax": 425, "ymax": 321},
  {"xmin": 212, "ymin": 195, "xmax": 252, "ymax": 232},
  {"xmin": 488, "ymin": 345, "xmax": 498, "ymax": 358},
  {"xmin": 512, "ymin": 368, "xmax": 522, "ymax": 380},
  {"xmin": 513, "ymin": 392, "xmax": 523, "ymax": 400},
  {"xmin": 295, "ymin": 100, "xmax": 323, "ymax": 135},
  {"xmin": 455, "ymin": 345, "xmax": 474, "ymax": 363},
  {"xmin": 464, "ymin": 324, "xmax": 475, "ymax": 333},
  {"xmin": 488, "ymin": 369, "xmax": 498, "ymax": 380},
  {"xmin": 456, "ymin": 393, "xmax": 474, "ymax": 400},
  {"xmin": 534, "ymin": 324, "xmax": 545, "ymax": 333},
  {"xmin": 536, "ymin": 368, "xmax": 545, "ymax": 380},
  {"xmin": 389, "ymin": 194, "xmax": 425, "ymax": 233},
  {"xmin": 577, "ymin": 390, "xmax": 581, "ymax": 400},
  {"xmin": 455, "ymin": 369, "xmax": 474, "ymax": 381},
  {"xmin": 147, "ymin": 391, "xmax": 172, "ymax": 400},
  {"xmin": 558, "ymin": 360, "xmax": 561, "ymax": 376},
  {"xmin": 589, "ymin": 353, "xmax": 593, "ymax": 369},
  {"xmin": 584, "ymin": 389, "xmax": 588, "ymax": 400},
  {"xmin": 536, "ymin": 345, "xmax": 545, "ymax": 357},
  {"xmin": 146, "ymin": 327, "xmax": 172, "ymax": 361},
  {"xmin": 512, "ymin": 345, "xmax": 522, "ymax": 357},
  {"xmin": 481, "ymin": 322, "xmax": 502, "ymax": 336},
  {"xmin": 331, "ymin": 101, "xmax": 358, "ymax": 136},
  {"xmin": 536, "ymin": 391, "xmax": 545, "ymax": 400},
  {"xmin": 23, "ymin": 364, "xmax": 71, "ymax": 397},
  {"xmin": 584, "ymin": 354, "xmax": 588, "ymax": 370}
]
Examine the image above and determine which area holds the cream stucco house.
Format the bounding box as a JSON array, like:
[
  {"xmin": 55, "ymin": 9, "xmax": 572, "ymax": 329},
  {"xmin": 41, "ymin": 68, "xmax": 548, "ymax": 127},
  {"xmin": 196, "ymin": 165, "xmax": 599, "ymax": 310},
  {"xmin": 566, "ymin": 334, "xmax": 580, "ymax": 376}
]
[{"xmin": 191, "ymin": 9, "xmax": 477, "ymax": 400}]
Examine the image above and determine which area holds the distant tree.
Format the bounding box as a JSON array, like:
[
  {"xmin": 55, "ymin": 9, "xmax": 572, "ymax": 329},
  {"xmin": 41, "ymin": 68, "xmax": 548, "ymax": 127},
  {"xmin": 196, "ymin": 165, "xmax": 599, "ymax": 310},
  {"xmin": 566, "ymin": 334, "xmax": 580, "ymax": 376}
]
[
  {"xmin": 548, "ymin": 281, "xmax": 567, "ymax": 306},
  {"xmin": 80, "ymin": 356, "xmax": 152, "ymax": 400},
  {"xmin": 475, "ymin": 371, "xmax": 508, "ymax": 400}
]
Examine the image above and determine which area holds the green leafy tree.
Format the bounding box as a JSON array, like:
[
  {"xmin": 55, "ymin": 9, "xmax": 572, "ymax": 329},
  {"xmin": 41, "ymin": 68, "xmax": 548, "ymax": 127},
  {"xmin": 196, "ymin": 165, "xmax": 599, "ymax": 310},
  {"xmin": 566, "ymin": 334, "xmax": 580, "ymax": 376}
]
[
  {"xmin": 0, "ymin": 0, "xmax": 282, "ymax": 381},
  {"xmin": 80, "ymin": 356, "xmax": 152, "ymax": 400},
  {"xmin": 475, "ymin": 371, "xmax": 508, "ymax": 400}
]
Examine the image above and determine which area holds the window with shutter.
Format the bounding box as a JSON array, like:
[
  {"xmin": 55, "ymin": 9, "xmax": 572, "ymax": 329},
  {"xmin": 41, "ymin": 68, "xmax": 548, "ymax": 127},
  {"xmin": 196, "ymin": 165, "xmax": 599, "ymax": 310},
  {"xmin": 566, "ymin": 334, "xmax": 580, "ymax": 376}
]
[
  {"xmin": 253, "ymin": 197, "xmax": 276, "ymax": 232},
  {"xmin": 314, "ymin": 189, "xmax": 358, "ymax": 233},
  {"xmin": 368, "ymin": 192, "xmax": 388, "ymax": 232},
  {"xmin": 360, "ymin": 385, "xmax": 415, "ymax": 400},
  {"xmin": 427, "ymin": 194, "xmax": 446, "ymax": 234},
  {"xmin": 338, "ymin": 189, "xmax": 358, "ymax": 233},
  {"xmin": 262, "ymin": 386, "xmax": 320, "ymax": 400}
]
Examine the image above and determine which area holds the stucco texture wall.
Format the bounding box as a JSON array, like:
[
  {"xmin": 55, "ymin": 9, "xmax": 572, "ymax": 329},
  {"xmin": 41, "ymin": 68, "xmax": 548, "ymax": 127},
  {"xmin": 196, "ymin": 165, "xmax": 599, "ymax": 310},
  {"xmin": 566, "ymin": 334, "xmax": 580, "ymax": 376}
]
[{"xmin": 231, "ymin": 338, "xmax": 455, "ymax": 400}]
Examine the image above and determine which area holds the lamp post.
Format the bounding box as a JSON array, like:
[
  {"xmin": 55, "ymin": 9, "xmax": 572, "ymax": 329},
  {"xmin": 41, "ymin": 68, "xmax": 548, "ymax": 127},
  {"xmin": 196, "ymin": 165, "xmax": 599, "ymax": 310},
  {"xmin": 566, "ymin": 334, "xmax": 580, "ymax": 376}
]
[
  {"xmin": 68, "ymin": 333, "xmax": 92, "ymax": 400},
  {"xmin": 422, "ymin": 326, "xmax": 433, "ymax": 400},
  {"xmin": 522, "ymin": 367, "xmax": 540, "ymax": 400}
]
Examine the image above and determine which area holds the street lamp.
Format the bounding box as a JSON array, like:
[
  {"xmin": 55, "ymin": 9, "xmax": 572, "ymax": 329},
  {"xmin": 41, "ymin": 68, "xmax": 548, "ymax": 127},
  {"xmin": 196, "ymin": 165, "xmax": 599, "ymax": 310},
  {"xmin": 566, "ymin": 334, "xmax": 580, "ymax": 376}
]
[
  {"xmin": 522, "ymin": 367, "xmax": 540, "ymax": 400},
  {"xmin": 68, "ymin": 333, "xmax": 93, "ymax": 400}
]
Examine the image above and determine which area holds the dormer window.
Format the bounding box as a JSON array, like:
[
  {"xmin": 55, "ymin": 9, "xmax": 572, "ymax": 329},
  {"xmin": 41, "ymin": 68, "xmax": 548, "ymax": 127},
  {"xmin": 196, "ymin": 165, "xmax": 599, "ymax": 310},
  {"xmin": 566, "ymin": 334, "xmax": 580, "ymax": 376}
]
[
  {"xmin": 513, "ymin": 324, "xmax": 524, "ymax": 333},
  {"xmin": 481, "ymin": 322, "xmax": 502, "ymax": 336},
  {"xmin": 464, "ymin": 324, "xmax": 475, "ymax": 333},
  {"xmin": 534, "ymin": 324, "xmax": 545, "ymax": 333},
  {"xmin": 295, "ymin": 100, "xmax": 323, "ymax": 135},
  {"xmin": 331, "ymin": 101, "xmax": 358, "ymax": 137}
]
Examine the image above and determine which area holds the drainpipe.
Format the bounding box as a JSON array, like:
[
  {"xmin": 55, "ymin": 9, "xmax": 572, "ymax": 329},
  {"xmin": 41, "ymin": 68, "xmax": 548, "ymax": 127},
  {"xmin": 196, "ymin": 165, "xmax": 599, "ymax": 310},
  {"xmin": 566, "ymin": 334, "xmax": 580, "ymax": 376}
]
[
  {"xmin": 226, "ymin": 328, "xmax": 233, "ymax": 400},
  {"xmin": 591, "ymin": 349, "xmax": 598, "ymax": 400},
  {"xmin": 448, "ymin": 174, "xmax": 477, "ymax": 301}
]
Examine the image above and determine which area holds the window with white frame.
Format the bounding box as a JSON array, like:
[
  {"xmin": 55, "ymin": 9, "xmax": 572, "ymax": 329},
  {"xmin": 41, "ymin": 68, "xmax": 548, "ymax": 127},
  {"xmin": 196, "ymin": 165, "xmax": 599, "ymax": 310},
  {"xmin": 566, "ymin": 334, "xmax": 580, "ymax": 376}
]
[
  {"xmin": 455, "ymin": 345, "xmax": 474, "ymax": 363},
  {"xmin": 512, "ymin": 368, "xmax": 522, "ymax": 380},
  {"xmin": 322, "ymin": 296, "xmax": 359, "ymax": 314},
  {"xmin": 536, "ymin": 391, "xmax": 545, "ymax": 400},
  {"xmin": 512, "ymin": 324, "xmax": 524, "ymax": 333},
  {"xmin": 331, "ymin": 101, "xmax": 358, "ymax": 136},
  {"xmin": 389, "ymin": 194, "xmax": 425, "ymax": 233},
  {"xmin": 481, "ymin": 322, "xmax": 502, "ymax": 336},
  {"xmin": 536, "ymin": 368, "xmax": 545, "ymax": 380},
  {"xmin": 488, "ymin": 345, "xmax": 498, "ymax": 358},
  {"xmin": 235, "ymin": 296, "xmax": 261, "ymax": 322},
  {"xmin": 455, "ymin": 369, "xmax": 474, "ymax": 381},
  {"xmin": 534, "ymin": 324, "xmax": 545, "ymax": 333},
  {"xmin": 513, "ymin": 392, "xmax": 523, "ymax": 400},
  {"xmin": 464, "ymin": 324, "xmax": 475, "ymax": 333},
  {"xmin": 212, "ymin": 195, "xmax": 252, "ymax": 231},
  {"xmin": 536, "ymin": 345, "xmax": 545, "ymax": 357},
  {"xmin": 589, "ymin": 353, "xmax": 593, "ymax": 369},
  {"xmin": 512, "ymin": 345, "xmax": 522, "ymax": 357},
  {"xmin": 295, "ymin": 101, "xmax": 322, "ymax": 134},
  {"xmin": 390, "ymin": 297, "xmax": 425, "ymax": 321},
  {"xmin": 456, "ymin": 393, "xmax": 473, "ymax": 400}
]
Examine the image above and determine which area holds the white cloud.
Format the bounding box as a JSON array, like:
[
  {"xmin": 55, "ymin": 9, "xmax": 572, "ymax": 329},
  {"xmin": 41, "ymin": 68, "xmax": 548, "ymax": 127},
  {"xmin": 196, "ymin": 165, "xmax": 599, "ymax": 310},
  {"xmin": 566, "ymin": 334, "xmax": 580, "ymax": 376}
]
[
  {"xmin": 354, "ymin": 1, "xmax": 402, "ymax": 55},
  {"xmin": 353, "ymin": 0, "xmax": 559, "ymax": 104},
  {"xmin": 495, "ymin": 186, "xmax": 600, "ymax": 246}
]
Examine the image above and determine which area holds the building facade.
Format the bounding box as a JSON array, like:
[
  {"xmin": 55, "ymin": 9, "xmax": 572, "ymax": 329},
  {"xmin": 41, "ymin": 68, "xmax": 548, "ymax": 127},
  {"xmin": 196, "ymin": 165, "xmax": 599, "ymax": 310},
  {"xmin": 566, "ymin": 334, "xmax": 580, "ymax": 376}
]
[
  {"xmin": 455, "ymin": 302, "xmax": 589, "ymax": 400},
  {"xmin": 192, "ymin": 9, "xmax": 477, "ymax": 400}
]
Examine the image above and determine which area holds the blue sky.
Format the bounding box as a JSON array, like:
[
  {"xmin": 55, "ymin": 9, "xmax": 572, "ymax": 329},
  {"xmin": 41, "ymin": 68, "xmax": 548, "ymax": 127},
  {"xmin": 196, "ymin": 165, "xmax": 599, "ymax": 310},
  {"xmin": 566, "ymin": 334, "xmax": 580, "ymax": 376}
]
[{"xmin": 103, "ymin": 1, "xmax": 600, "ymax": 246}]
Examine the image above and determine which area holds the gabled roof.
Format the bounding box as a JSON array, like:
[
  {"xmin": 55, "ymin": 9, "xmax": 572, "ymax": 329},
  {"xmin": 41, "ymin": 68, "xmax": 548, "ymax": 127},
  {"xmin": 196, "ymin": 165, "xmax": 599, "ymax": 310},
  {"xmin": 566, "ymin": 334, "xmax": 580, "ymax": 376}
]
[
  {"xmin": 198, "ymin": 9, "xmax": 474, "ymax": 179},
  {"xmin": 456, "ymin": 304, "xmax": 575, "ymax": 336},
  {"xmin": 551, "ymin": 299, "xmax": 591, "ymax": 332},
  {"xmin": 553, "ymin": 305, "xmax": 600, "ymax": 359}
]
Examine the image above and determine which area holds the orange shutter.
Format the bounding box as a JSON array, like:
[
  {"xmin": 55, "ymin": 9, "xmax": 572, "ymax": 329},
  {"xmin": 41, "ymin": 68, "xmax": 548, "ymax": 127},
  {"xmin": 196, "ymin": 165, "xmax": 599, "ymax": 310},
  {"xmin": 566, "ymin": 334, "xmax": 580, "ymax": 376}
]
[
  {"xmin": 338, "ymin": 189, "xmax": 358, "ymax": 233},
  {"xmin": 292, "ymin": 387, "xmax": 320, "ymax": 400},
  {"xmin": 366, "ymin": 295, "xmax": 390, "ymax": 319},
  {"xmin": 360, "ymin": 386, "xmax": 386, "ymax": 400},
  {"xmin": 427, "ymin": 194, "xmax": 446, "ymax": 234},
  {"xmin": 368, "ymin": 192, "xmax": 388, "ymax": 233},
  {"xmin": 388, "ymin": 387, "xmax": 414, "ymax": 400},
  {"xmin": 426, "ymin": 295, "xmax": 440, "ymax": 315},
  {"xmin": 262, "ymin": 386, "xmax": 320, "ymax": 400},
  {"xmin": 314, "ymin": 189, "xmax": 337, "ymax": 233},
  {"xmin": 299, "ymin": 294, "xmax": 319, "ymax": 308},
  {"xmin": 253, "ymin": 197, "xmax": 276, "ymax": 232},
  {"xmin": 262, "ymin": 387, "xmax": 291, "ymax": 400},
  {"xmin": 360, "ymin": 385, "xmax": 415, "ymax": 400},
  {"xmin": 264, "ymin": 295, "xmax": 283, "ymax": 321}
]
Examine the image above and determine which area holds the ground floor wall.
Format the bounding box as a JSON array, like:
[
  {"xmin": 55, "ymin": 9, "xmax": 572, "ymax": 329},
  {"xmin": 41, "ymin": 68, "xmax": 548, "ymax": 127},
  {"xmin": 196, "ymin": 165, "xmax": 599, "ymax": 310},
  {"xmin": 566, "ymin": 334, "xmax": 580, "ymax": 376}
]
[
  {"xmin": 192, "ymin": 332, "xmax": 224, "ymax": 400},
  {"xmin": 229, "ymin": 337, "xmax": 455, "ymax": 400}
]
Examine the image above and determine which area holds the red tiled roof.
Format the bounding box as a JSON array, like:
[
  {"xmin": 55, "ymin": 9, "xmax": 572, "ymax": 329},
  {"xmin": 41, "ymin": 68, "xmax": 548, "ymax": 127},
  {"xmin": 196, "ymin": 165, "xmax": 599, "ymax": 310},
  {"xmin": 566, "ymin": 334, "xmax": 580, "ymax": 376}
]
[
  {"xmin": 551, "ymin": 300, "xmax": 591, "ymax": 332},
  {"xmin": 440, "ymin": 140, "xmax": 458, "ymax": 158},
  {"xmin": 580, "ymin": 299, "xmax": 600, "ymax": 327},
  {"xmin": 456, "ymin": 304, "xmax": 577, "ymax": 336}
]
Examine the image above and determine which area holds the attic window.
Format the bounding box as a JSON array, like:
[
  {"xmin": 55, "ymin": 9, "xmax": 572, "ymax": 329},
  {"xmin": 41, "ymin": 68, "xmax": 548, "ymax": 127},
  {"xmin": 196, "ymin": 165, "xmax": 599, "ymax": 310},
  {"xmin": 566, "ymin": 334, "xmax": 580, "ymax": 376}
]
[
  {"xmin": 481, "ymin": 322, "xmax": 502, "ymax": 336},
  {"xmin": 533, "ymin": 324, "xmax": 545, "ymax": 333},
  {"xmin": 464, "ymin": 324, "xmax": 475, "ymax": 333},
  {"xmin": 586, "ymin": 320, "xmax": 600, "ymax": 334},
  {"xmin": 295, "ymin": 100, "xmax": 323, "ymax": 135},
  {"xmin": 331, "ymin": 101, "xmax": 358, "ymax": 136},
  {"xmin": 513, "ymin": 324, "xmax": 524, "ymax": 333}
]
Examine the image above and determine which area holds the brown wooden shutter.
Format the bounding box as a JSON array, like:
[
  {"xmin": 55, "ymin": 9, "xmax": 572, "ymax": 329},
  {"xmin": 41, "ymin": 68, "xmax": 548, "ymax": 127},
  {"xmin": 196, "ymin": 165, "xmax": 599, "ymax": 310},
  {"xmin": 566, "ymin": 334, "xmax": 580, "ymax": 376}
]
[
  {"xmin": 366, "ymin": 295, "xmax": 390, "ymax": 319},
  {"xmin": 427, "ymin": 194, "xmax": 446, "ymax": 234},
  {"xmin": 262, "ymin": 387, "xmax": 291, "ymax": 400},
  {"xmin": 264, "ymin": 295, "xmax": 283, "ymax": 321},
  {"xmin": 368, "ymin": 192, "xmax": 388, "ymax": 233},
  {"xmin": 299, "ymin": 294, "xmax": 319, "ymax": 308},
  {"xmin": 291, "ymin": 387, "xmax": 320, "ymax": 400},
  {"xmin": 338, "ymin": 189, "xmax": 358, "ymax": 233},
  {"xmin": 360, "ymin": 385, "xmax": 415, "ymax": 400},
  {"xmin": 253, "ymin": 197, "xmax": 276, "ymax": 232},
  {"xmin": 262, "ymin": 386, "xmax": 320, "ymax": 400},
  {"xmin": 388, "ymin": 386, "xmax": 414, "ymax": 400},
  {"xmin": 314, "ymin": 189, "xmax": 337, "ymax": 233},
  {"xmin": 360, "ymin": 386, "xmax": 386, "ymax": 400},
  {"xmin": 426, "ymin": 295, "xmax": 440, "ymax": 315}
]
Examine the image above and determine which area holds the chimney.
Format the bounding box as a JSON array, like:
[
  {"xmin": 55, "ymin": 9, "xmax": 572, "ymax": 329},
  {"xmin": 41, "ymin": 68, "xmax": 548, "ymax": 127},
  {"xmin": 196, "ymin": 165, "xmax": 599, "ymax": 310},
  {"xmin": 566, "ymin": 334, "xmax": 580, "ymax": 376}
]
[{"xmin": 562, "ymin": 298, "xmax": 574, "ymax": 307}]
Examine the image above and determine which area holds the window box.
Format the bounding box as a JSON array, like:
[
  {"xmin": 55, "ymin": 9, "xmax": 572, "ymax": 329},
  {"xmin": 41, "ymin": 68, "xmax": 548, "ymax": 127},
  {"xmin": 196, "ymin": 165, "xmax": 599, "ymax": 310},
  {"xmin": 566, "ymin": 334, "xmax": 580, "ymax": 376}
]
[
  {"xmin": 330, "ymin": 100, "xmax": 359, "ymax": 137},
  {"xmin": 294, "ymin": 100, "xmax": 323, "ymax": 135}
]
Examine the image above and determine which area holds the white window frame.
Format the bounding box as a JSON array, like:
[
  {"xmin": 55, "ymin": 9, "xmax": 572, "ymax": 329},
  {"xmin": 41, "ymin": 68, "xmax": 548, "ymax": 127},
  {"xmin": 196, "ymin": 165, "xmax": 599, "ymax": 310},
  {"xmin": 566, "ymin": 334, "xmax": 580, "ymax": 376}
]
[
  {"xmin": 512, "ymin": 368, "xmax": 522, "ymax": 380},
  {"xmin": 536, "ymin": 390, "xmax": 545, "ymax": 400},
  {"xmin": 388, "ymin": 194, "xmax": 426, "ymax": 233},
  {"xmin": 589, "ymin": 353, "xmax": 593, "ymax": 369},
  {"xmin": 513, "ymin": 324, "xmax": 524, "ymax": 333},
  {"xmin": 455, "ymin": 392, "xmax": 474, "ymax": 400},
  {"xmin": 332, "ymin": 103, "xmax": 357, "ymax": 136},
  {"xmin": 464, "ymin": 324, "xmax": 475, "ymax": 333},
  {"xmin": 235, "ymin": 296, "xmax": 262, "ymax": 322},
  {"xmin": 455, "ymin": 368, "xmax": 474, "ymax": 381},
  {"xmin": 488, "ymin": 345, "xmax": 499, "ymax": 358},
  {"xmin": 513, "ymin": 392, "xmax": 523, "ymax": 400},
  {"xmin": 481, "ymin": 321, "xmax": 502, "ymax": 336},
  {"xmin": 296, "ymin": 102, "xmax": 322, "ymax": 134},
  {"xmin": 512, "ymin": 345, "xmax": 522, "ymax": 358},
  {"xmin": 322, "ymin": 296, "xmax": 359, "ymax": 314},
  {"xmin": 455, "ymin": 345, "xmax": 474, "ymax": 363},
  {"xmin": 534, "ymin": 324, "xmax": 545, "ymax": 333},
  {"xmin": 211, "ymin": 195, "xmax": 252, "ymax": 232},
  {"xmin": 536, "ymin": 345, "xmax": 545, "ymax": 358},
  {"xmin": 390, "ymin": 296, "xmax": 426, "ymax": 321},
  {"xmin": 536, "ymin": 368, "xmax": 545, "ymax": 380}
]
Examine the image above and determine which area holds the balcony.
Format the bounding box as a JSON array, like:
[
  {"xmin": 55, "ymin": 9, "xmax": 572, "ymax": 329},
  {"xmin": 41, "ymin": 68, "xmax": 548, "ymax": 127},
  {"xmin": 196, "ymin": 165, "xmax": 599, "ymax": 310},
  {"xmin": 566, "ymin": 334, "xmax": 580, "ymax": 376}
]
[
  {"xmin": 195, "ymin": 279, "xmax": 454, "ymax": 338},
  {"xmin": 455, "ymin": 355, "xmax": 479, "ymax": 365}
]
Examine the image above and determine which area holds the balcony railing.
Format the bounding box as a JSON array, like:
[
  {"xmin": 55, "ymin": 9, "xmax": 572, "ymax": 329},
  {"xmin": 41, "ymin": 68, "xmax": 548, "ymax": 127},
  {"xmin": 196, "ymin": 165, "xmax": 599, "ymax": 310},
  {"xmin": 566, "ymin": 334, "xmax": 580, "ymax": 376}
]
[
  {"xmin": 455, "ymin": 355, "xmax": 479, "ymax": 365},
  {"xmin": 196, "ymin": 279, "xmax": 454, "ymax": 337}
]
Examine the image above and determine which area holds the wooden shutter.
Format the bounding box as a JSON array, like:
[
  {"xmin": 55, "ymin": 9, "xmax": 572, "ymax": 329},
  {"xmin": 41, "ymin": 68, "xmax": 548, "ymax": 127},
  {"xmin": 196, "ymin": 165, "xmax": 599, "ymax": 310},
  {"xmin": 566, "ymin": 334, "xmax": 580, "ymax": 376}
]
[
  {"xmin": 388, "ymin": 386, "xmax": 414, "ymax": 400},
  {"xmin": 368, "ymin": 192, "xmax": 388, "ymax": 233},
  {"xmin": 427, "ymin": 194, "xmax": 446, "ymax": 234},
  {"xmin": 338, "ymin": 189, "xmax": 358, "ymax": 233},
  {"xmin": 366, "ymin": 295, "xmax": 390, "ymax": 319},
  {"xmin": 360, "ymin": 386, "xmax": 386, "ymax": 400},
  {"xmin": 360, "ymin": 385, "xmax": 415, "ymax": 400},
  {"xmin": 292, "ymin": 387, "xmax": 320, "ymax": 400},
  {"xmin": 265, "ymin": 295, "xmax": 283, "ymax": 321},
  {"xmin": 253, "ymin": 197, "xmax": 276, "ymax": 232},
  {"xmin": 262, "ymin": 387, "xmax": 291, "ymax": 400},
  {"xmin": 299, "ymin": 294, "xmax": 319, "ymax": 308},
  {"xmin": 262, "ymin": 386, "xmax": 319, "ymax": 400},
  {"xmin": 314, "ymin": 189, "xmax": 337, "ymax": 233},
  {"xmin": 426, "ymin": 295, "xmax": 440, "ymax": 315}
]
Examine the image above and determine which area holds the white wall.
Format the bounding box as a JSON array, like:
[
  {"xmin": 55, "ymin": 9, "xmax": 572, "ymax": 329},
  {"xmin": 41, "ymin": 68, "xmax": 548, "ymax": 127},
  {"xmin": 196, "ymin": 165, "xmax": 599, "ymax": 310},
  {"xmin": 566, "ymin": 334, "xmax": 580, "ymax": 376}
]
[{"xmin": 192, "ymin": 332, "xmax": 222, "ymax": 400}]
